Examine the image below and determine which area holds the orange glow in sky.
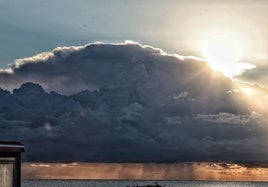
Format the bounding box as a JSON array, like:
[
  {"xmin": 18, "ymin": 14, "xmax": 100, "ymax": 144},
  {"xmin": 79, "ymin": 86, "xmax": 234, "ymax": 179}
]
[{"xmin": 22, "ymin": 162, "xmax": 268, "ymax": 181}]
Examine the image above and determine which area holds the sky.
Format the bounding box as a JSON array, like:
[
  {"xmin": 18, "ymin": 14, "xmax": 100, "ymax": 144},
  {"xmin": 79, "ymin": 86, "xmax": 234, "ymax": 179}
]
[
  {"xmin": 0, "ymin": 0, "xmax": 268, "ymax": 86},
  {"xmin": 0, "ymin": 0, "xmax": 268, "ymax": 180}
]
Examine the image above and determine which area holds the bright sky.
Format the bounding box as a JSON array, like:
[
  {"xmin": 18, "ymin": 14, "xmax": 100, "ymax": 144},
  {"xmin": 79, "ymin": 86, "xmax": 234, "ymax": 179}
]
[{"xmin": 0, "ymin": 0, "xmax": 268, "ymax": 84}]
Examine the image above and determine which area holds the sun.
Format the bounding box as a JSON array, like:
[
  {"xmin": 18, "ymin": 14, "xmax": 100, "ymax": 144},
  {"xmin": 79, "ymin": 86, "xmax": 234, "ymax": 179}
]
[
  {"xmin": 199, "ymin": 29, "xmax": 255, "ymax": 77},
  {"xmin": 205, "ymin": 37, "xmax": 238, "ymax": 68}
]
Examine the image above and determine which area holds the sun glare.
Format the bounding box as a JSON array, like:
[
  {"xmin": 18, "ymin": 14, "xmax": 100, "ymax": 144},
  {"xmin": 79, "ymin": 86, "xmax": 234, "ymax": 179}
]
[
  {"xmin": 200, "ymin": 29, "xmax": 255, "ymax": 77},
  {"xmin": 205, "ymin": 37, "xmax": 238, "ymax": 67},
  {"xmin": 240, "ymin": 87, "xmax": 256, "ymax": 95}
]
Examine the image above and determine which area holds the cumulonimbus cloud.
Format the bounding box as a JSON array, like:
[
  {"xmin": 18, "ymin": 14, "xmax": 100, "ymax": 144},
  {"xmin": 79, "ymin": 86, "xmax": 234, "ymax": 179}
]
[{"xmin": 0, "ymin": 41, "xmax": 267, "ymax": 162}]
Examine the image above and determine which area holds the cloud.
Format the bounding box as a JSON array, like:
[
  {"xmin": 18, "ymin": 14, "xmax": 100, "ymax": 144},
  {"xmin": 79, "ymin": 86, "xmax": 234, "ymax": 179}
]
[
  {"xmin": 0, "ymin": 41, "xmax": 267, "ymax": 162},
  {"xmin": 0, "ymin": 41, "xmax": 212, "ymax": 95},
  {"xmin": 195, "ymin": 112, "xmax": 253, "ymax": 125},
  {"xmin": 235, "ymin": 65, "xmax": 268, "ymax": 87}
]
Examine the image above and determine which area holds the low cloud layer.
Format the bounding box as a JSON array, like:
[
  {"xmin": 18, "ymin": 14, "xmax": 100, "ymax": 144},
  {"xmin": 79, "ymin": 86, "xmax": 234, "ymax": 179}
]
[
  {"xmin": 236, "ymin": 65, "xmax": 268, "ymax": 87},
  {"xmin": 0, "ymin": 41, "xmax": 267, "ymax": 162}
]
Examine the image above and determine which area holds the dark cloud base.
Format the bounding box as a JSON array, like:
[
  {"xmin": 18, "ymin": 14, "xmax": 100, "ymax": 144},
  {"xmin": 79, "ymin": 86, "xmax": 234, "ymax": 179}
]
[{"xmin": 0, "ymin": 42, "xmax": 267, "ymax": 162}]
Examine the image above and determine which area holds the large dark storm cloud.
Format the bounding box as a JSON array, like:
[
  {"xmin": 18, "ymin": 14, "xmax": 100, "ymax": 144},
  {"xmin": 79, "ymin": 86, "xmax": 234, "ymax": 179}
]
[{"xmin": 0, "ymin": 41, "xmax": 267, "ymax": 162}]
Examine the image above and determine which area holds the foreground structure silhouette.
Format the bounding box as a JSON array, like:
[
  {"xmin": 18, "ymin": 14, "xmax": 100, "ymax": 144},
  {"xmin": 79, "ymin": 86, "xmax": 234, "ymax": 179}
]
[{"xmin": 0, "ymin": 142, "xmax": 24, "ymax": 187}]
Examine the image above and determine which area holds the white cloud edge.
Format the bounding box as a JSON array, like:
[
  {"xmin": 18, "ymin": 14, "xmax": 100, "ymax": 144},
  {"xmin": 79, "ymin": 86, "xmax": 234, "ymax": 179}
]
[{"xmin": 0, "ymin": 40, "xmax": 207, "ymax": 74}]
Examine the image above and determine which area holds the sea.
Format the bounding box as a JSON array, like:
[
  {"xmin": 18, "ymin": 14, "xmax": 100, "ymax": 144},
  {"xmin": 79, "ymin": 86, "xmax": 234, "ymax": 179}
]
[{"xmin": 21, "ymin": 180, "xmax": 268, "ymax": 187}]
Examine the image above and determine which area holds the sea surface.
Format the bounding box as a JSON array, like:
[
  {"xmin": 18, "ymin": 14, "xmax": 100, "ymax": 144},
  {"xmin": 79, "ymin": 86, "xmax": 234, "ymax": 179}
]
[{"xmin": 22, "ymin": 180, "xmax": 268, "ymax": 187}]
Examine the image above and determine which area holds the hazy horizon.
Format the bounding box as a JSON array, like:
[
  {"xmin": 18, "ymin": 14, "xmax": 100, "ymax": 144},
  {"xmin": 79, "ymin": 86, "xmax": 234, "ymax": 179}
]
[{"xmin": 22, "ymin": 162, "xmax": 268, "ymax": 181}]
